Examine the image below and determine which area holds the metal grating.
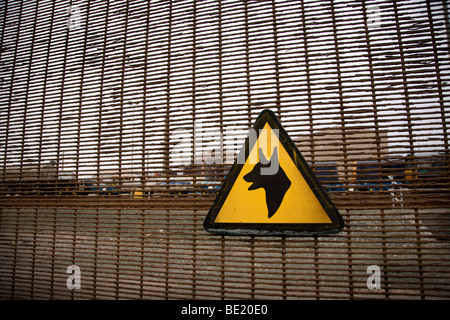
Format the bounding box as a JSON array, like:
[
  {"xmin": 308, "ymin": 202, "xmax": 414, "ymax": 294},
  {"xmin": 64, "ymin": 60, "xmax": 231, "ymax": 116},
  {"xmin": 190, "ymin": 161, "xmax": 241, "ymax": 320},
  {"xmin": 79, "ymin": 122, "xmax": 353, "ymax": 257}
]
[{"xmin": 0, "ymin": 0, "xmax": 449, "ymax": 300}]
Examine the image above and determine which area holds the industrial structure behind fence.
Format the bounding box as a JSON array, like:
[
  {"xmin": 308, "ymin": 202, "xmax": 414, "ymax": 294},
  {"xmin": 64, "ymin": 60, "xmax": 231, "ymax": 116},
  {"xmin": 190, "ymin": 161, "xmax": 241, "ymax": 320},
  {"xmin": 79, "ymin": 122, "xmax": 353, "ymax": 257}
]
[{"xmin": 0, "ymin": 0, "xmax": 449, "ymax": 299}]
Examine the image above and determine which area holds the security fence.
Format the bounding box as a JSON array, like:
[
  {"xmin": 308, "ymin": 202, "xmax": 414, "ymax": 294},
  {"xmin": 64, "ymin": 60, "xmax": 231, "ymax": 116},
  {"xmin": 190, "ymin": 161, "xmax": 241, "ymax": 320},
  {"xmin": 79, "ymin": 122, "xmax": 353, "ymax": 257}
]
[{"xmin": 0, "ymin": 0, "xmax": 449, "ymax": 299}]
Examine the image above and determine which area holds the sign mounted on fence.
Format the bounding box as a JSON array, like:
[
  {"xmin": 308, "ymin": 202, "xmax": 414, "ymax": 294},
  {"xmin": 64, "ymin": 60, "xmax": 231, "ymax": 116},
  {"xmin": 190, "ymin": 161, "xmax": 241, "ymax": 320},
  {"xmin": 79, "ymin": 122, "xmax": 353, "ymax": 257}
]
[{"xmin": 203, "ymin": 109, "xmax": 344, "ymax": 236}]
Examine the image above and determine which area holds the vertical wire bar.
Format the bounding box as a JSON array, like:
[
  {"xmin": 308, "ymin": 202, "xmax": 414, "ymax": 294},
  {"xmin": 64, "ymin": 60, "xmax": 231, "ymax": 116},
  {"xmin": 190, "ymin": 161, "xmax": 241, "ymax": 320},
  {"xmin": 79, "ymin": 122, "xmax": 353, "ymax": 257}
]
[
  {"xmin": 330, "ymin": 0, "xmax": 353, "ymax": 299},
  {"xmin": 192, "ymin": 0, "xmax": 198, "ymax": 298},
  {"xmin": 220, "ymin": 237, "xmax": 225, "ymax": 299},
  {"xmin": 392, "ymin": 0, "xmax": 417, "ymax": 200},
  {"xmin": 75, "ymin": 0, "xmax": 91, "ymax": 198},
  {"xmin": 414, "ymin": 208, "xmax": 425, "ymax": 299},
  {"xmin": 30, "ymin": 207, "xmax": 38, "ymax": 299},
  {"xmin": 70, "ymin": 208, "xmax": 77, "ymax": 300},
  {"xmin": 97, "ymin": 0, "xmax": 110, "ymax": 196},
  {"xmin": 56, "ymin": 0, "xmax": 71, "ymax": 197},
  {"xmin": 217, "ymin": 0, "xmax": 226, "ymax": 301},
  {"xmin": 165, "ymin": 208, "xmax": 170, "ymax": 299},
  {"xmin": 392, "ymin": 2, "xmax": 423, "ymax": 298},
  {"xmin": 269, "ymin": 0, "xmax": 286, "ymax": 299},
  {"xmin": 50, "ymin": 208, "xmax": 57, "ymax": 299},
  {"xmin": 192, "ymin": 0, "xmax": 198, "ymax": 200},
  {"xmin": 380, "ymin": 208, "xmax": 389, "ymax": 298},
  {"xmin": 244, "ymin": 0, "xmax": 252, "ymax": 127},
  {"xmin": 140, "ymin": 0, "xmax": 151, "ymax": 300},
  {"xmin": 281, "ymin": 236, "xmax": 287, "ymax": 299},
  {"xmin": 0, "ymin": 0, "xmax": 8, "ymax": 188},
  {"xmin": 164, "ymin": 0, "xmax": 173, "ymax": 300},
  {"xmin": 93, "ymin": 0, "xmax": 110, "ymax": 296},
  {"xmin": 218, "ymin": 0, "xmax": 225, "ymax": 193},
  {"xmin": 11, "ymin": 207, "xmax": 19, "ymax": 299},
  {"xmin": 118, "ymin": 0, "xmax": 129, "ymax": 197},
  {"xmin": 164, "ymin": 0, "xmax": 172, "ymax": 198},
  {"xmin": 140, "ymin": 207, "xmax": 145, "ymax": 299},
  {"xmin": 361, "ymin": 0, "xmax": 385, "ymax": 191},
  {"xmin": 299, "ymin": 0, "xmax": 320, "ymax": 299},
  {"xmin": 94, "ymin": 206, "xmax": 99, "ymax": 299},
  {"xmin": 250, "ymin": 237, "xmax": 255, "ymax": 299},
  {"xmin": 361, "ymin": 0, "xmax": 388, "ymax": 298},
  {"xmin": 115, "ymin": 209, "xmax": 121, "ymax": 299},
  {"xmin": 141, "ymin": 0, "xmax": 150, "ymax": 198},
  {"xmin": 192, "ymin": 207, "xmax": 198, "ymax": 299},
  {"xmin": 117, "ymin": 0, "xmax": 131, "ymax": 297},
  {"xmin": 53, "ymin": 0, "xmax": 73, "ymax": 295},
  {"xmin": 37, "ymin": 0, "xmax": 56, "ymax": 197},
  {"xmin": 270, "ymin": 0, "xmax": 281, "ymax": 118},
  {"xmin": 243, "ymin": 0, "xmax": 255, "ymax": 300},
  {"xmin": 299, "ymin": 0, "xmax": 313, "ymax": 170},
  {"xmin": 70, "ymin": 1, "xmax": 91, "ymax": 298},
  {"xmin": 2, "ymin": 0, "xmax": 22, "ymax": 195},
  {"xmin": 313, "ymin": 236, "xmax": 319, "ymax": 300},
  {"xmin": 19, "ymin": 1, "xmax": 38, "ymax": 194}
]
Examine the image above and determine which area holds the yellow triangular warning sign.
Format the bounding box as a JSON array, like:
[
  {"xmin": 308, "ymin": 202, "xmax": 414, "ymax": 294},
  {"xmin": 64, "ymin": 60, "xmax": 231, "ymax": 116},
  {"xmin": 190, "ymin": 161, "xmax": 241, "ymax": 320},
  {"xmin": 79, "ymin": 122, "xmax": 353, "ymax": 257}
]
[{"xmin": 203, "ymin": 109, "xmax": 344, "ymax": 236}]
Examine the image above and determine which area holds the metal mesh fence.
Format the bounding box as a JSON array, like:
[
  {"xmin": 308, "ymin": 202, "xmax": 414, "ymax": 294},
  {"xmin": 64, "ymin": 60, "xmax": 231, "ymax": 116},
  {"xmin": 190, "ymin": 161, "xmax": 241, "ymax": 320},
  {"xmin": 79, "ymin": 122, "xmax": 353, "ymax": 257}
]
[{"xmin": 0, "ymin": 0, "xmax": 449, "ymax": 299}]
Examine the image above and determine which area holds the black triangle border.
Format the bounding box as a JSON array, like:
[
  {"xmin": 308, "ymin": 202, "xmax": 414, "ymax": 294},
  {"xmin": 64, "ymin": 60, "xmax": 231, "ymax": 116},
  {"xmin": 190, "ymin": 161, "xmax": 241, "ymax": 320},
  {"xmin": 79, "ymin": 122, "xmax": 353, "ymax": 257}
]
[{"xmin": 203, "ymin": 109, "xmax": 345, "ymax": 236}]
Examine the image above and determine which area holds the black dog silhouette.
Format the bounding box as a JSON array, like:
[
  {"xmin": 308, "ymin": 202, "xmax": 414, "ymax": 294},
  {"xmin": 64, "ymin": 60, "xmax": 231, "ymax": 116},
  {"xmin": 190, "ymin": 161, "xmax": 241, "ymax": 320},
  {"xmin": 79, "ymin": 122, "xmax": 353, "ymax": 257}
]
[{"xmin": 243, "ymin": 147, "xmax": 291, "ymax": 219}]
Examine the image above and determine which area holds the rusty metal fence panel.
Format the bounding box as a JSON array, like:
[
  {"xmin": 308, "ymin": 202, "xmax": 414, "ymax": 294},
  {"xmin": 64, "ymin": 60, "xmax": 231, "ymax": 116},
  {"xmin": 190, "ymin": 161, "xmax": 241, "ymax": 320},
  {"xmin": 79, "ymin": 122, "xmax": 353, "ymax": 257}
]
[{"xmin": 0, "ymin": 0, "xmax": 449, "ymax": 300}]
